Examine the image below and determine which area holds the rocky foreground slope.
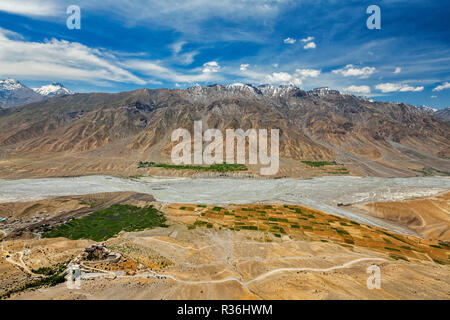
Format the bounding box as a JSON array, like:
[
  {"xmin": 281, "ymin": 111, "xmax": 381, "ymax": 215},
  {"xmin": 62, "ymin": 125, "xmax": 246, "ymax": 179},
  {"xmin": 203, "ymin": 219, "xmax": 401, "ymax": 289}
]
[{"xmin": 0, "ymin": 84, "xmax": 449, "ymax": 178}]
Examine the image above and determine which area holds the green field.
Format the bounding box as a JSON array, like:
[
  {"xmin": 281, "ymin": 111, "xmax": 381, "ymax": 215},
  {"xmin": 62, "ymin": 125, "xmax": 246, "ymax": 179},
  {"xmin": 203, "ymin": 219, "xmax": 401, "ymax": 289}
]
[
  {"xmin": 43, "ymin": 204, "xmax": 167, "ymax": 241},
  {"xmin": 301, "ymin": 161, "xmax": 337, "ymax": 167},
  {"xmin": 138, "ymin": 161, "xmax": 247, "ymax": 172}
]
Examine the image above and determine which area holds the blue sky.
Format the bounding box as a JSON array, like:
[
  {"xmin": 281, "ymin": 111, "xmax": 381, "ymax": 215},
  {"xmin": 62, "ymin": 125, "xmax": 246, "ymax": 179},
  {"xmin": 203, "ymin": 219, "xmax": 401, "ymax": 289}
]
[{"xmin": 0, "ymin": 0, "xmax": 449, "ymax": 109}]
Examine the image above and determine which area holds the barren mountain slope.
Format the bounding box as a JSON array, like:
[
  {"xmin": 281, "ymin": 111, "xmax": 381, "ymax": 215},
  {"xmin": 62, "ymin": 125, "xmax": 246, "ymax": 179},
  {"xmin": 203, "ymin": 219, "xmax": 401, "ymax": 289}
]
[
  {"xmin": 435, "ymin": 107, "xmax": 450, "ymax": 122},
  {"xmin": 0, "ymin": 85, "xmax": 449, "ymax": 178},
  {"xmin": 351, "ymin": 192, "xmax": 450, "ymax": 242}
]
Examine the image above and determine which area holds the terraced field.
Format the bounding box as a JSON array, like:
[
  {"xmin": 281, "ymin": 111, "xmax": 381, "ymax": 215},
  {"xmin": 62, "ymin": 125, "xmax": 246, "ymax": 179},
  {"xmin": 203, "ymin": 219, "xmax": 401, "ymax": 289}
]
[{"xmin": 167, "ymin": 204, "xmax": 450, "ymax": 265}]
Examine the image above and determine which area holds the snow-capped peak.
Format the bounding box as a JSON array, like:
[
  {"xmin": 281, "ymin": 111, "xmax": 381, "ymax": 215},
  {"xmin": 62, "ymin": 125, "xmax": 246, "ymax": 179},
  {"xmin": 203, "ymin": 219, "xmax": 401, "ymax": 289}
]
[
  {"xmin": 33, "ymin": 82, "xmax": 73, "ymax": 97},
  {"xmin": 308, "ymin": 87, "xmax": 340, "ymax": 96},
  {"xmin": 0, "ymin": 78, "xmax": 26, "ymax": 91},
  {"xmin": 415, "ymin": 105, "xmax": 437, "ymax": 114},
  {"xmin": 257, "ymin": 84, "xmax": 298, "ymax": 97}
]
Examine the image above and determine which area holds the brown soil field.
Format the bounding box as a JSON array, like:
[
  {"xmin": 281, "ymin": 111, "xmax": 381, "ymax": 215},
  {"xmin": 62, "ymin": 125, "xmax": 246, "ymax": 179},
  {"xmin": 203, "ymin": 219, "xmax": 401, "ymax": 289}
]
[{"xmin": 352, "ymin": 192, "xmax": 450, "ymax": 242}]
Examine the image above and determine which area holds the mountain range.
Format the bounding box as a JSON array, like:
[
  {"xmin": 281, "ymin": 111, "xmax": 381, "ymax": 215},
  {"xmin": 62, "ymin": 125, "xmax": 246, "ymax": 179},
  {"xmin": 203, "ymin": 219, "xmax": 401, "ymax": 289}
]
[
  {"xmin": 0, "ymin": 83, "xmax": 448, "ymax": 179},
  {"xmin": 0, "ymin": 79, "xmax": 73, "ymax": 108}
]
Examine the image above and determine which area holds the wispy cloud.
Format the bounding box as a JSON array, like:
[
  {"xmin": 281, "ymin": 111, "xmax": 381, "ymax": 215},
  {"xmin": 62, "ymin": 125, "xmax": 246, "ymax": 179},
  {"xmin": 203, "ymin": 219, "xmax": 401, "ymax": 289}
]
[
  {"xmin": 332, "ymin": 64, "xmax": 376, "ymax": 78},
  {"xmin": 344, "ymin": 85, "xmax": 371, "ymax": 94},
  {"xmin": 0, "ymin": 0, "xmax": 58, "ymax": 16},
  {"xmin": 283, "ymin": 37, "xmax": 296, "ymax": 44},
  {"xmin": 0, "ymin": 28, "xmax": 144, "ymax": 84},
  {"xmin": 240, "ymin": 64, "xmax": 250, "ymax": 71},
  {"xmin": 265, "ymin": 72, "xmax": 302, "ymax": 86},
  {"xmin": 125, "ymin": 60, "xmax": 222, "ymax": 84},
  {"xmin": 301, "ymin": 36, "xmax": 314, "ymax": 43},
  {"xmin": 375, "ymin": 83, "xmax": 424, "ymax": 93},
  {"xmin": 432, "ymin": 81, "xmax": 450, "ymax": 91},
  {"xmin": 295, "ymin": 69, "xmax": 321, "ymax": 78}
]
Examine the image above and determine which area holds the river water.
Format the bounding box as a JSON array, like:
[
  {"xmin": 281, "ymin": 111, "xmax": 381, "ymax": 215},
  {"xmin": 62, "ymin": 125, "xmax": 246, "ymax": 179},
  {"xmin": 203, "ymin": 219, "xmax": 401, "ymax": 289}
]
[{"xmin": 0, "ymin": 175, "xmax": 449, "ymax": 235}]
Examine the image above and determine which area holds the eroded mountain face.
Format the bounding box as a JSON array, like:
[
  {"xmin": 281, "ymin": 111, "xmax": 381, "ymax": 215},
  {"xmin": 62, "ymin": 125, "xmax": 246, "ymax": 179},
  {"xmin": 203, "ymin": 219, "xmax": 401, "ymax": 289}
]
[
  {"xmin": 435, "ymin": 107, "xmax": 450, "ymax": 121},
  {"xmin": 0, "ymin": 84, "xmax": 449, "ymax": 178}
]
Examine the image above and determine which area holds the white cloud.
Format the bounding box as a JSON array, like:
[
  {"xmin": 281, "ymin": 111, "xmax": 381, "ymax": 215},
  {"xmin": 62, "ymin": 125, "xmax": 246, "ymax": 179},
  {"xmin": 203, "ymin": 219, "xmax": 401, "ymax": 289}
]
[
  {"xmin": 301, "ymin": 36, "xmax": 314, "ymax": 43},
  {"xmin": 295, "ymin": 68, "xmax": 321, "ymax": 78},
  {"xmin": 127, "ymin": 61, "xmax": 218, "ymax": 83},
  {"xmin": 240, "ymin": 63, "xmax": 250, "ymax": 71},
  {"xmin": 432, "ymin": 81, "xmax": 450, "ymax": 91},
  {"xmin": 266, "ymin": 72, "xmax": 291, "ymax": 82},
  {"xmin": 394, "ymin": 67, "xmax": 402, "ymax": 74},
  {"xmin": 344, "ymin": 85, "xmax": 371, "ymax": 94},
  {"xmin": 431, "ymin": 95, "xmax": 437, "ymax": 98},
  {"xmin": 202, "ymin": 61, "xmax": 220, "ymax": 73},
  {"xmin": 332, "ymin": 64, "xmax": 376, "ymax": 78},
  {"xmin": 169, "ymin": 41, "xmax": 198, "ymax": 65},
  {"xmin": 0, "ymin": 28, "xmax": 144, "ymax": 84},
  {"xmin": 283, "ymin": 37, "xmax": 296, "ymax": 44},
  {"xmin": 0, "ymin": 1, "xmax": 289, "ymax": 42},
  {"xmin": 273, "ymin": 63, "xmax": 279, "ymax": 68},
  {"xmin": 303, "ymin": 42, "xmax": 316, "ymax": 50},
  {"xmin": 0, "ymin": 0, "xmax": 57, "ymax": 16},
  {"xmin": 262, "ymin": 67, "xmax": 321, "ymax": 87},
  {"xmin": 265, "ymin": 72, "xmax": 302, "ymax": 86},
  {"xmin": 375, "ymin": 83, "xmax": 424, "ymax": 93},
  {"xmin": 399, "ymin": 85, "xmax": 424, "ymax": 92},
  {"xmin": 89, "ymin": 0, "xmax": 289, "ymax": 36}
]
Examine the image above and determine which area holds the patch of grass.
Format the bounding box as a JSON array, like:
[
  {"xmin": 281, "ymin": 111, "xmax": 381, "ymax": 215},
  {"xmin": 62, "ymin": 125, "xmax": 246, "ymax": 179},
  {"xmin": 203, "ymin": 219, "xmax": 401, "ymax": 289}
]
[
  {"xmin": 301, "ymin": 161, "xmax": 337, "ymax": 167},
  {"xmin": 380, "ymin": 231, "xmax": 410, "ymax": 245},
  {"xmin": 344, "ymin": 239, "xmax": 354, "ymax": 245},
  {"xmin": 43, "ymin": 204, "xmax": 167, "ymax": 242},
  {"xmin": 390, "ymin": 255, "xmax": 409, "ymax": 262},
  {"xmin": 32, "ymin": 267, "xmax": 55, "ymax": 276},
  {"xmin": 241, "ymin": 225, "xmax": 258, "ymax": 231},
  {"xmin": 438, "ymin": 242, "xmax": 450, "ymax": 248},
  {"xmin": 384, "ymin": 247, "xmax": 401, "ymax": 252},
  {"xmin": 332, "ymin": 227, "xmax": 349, "ymax": 236},
  {"xmin": 138, "ymin": 161, "xmax": 247, "ymax": 172}
]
